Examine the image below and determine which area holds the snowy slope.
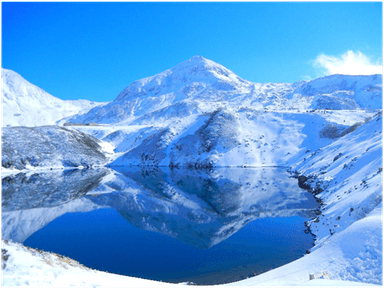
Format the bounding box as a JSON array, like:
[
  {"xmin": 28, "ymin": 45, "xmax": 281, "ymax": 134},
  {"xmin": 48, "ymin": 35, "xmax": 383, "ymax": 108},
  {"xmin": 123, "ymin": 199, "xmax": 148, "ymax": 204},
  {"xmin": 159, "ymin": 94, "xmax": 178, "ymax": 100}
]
[
  {"xmin": 1, "ymin": 68, "xmax": 107, "ymax": 127},
  {"xmin": 1, "ymin": 239, "xmax": 179, "ymax": 287},
  {"xmin": 2, "ymin": 126, "xmax": 113, "ymax": 170},
  {"xmin": 293, "ymin": 74, "xmax": 382, "ymax": 110},
  {"xmin": 292, "ymin": 112, "xmax": 382, "ymax": 249},
  {"xmin": 109, "ymin": 108, "xmax": 377, "ymax": 168}
]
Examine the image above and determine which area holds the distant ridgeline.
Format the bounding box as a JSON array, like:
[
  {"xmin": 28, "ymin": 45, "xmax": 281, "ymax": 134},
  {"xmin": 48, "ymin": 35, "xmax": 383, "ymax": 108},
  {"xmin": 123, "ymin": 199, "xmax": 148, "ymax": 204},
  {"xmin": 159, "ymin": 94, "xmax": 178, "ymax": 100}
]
[{"xmin": 63, "ymin": 122, "xmax": 102, "ymax": 127}]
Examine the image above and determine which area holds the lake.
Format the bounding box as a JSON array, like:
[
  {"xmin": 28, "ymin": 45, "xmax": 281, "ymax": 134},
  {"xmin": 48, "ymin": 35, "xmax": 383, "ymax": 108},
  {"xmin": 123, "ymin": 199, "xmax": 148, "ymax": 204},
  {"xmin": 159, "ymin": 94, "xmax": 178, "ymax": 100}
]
[{"xmin": 2, "ymin": 167, "xmax": 318, "ymax": 285}]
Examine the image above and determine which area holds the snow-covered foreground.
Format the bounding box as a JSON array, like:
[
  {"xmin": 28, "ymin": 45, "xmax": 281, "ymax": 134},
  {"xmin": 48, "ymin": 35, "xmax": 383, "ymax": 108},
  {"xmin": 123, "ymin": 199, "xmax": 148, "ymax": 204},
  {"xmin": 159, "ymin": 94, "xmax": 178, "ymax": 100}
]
[{"xmin": 1, "ymin": 239, "xmax": 177, "ymax": 287}]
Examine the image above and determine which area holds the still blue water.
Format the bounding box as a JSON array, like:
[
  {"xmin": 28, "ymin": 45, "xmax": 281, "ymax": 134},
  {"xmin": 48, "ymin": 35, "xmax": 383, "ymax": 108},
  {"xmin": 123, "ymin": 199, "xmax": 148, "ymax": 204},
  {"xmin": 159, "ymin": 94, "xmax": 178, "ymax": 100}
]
[
  {"xmin": 24, "ymin": 209, "xmax": 313, "ymax": 284},
  {"xmin": 3, "ymin": 167, "xmax": 318, "ymax": 285}
]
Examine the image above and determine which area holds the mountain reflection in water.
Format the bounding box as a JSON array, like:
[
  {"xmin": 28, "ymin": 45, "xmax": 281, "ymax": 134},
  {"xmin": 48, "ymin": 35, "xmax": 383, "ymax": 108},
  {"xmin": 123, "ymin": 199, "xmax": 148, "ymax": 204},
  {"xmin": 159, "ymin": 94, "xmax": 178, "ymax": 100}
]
[
  {"xmin": 2, "ymin": 167, "xmax": 319, "ymax": 285},
  {"xmin": 92, "ymin": 166, "xmax": 318, "ymax": 249}
]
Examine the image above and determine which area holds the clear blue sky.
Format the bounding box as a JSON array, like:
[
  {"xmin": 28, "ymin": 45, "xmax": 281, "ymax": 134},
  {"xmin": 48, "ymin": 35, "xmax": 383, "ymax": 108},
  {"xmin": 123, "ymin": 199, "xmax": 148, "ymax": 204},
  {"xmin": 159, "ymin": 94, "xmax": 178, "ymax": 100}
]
[{"xmin": 2, "ymin": 2, "xmax": 382, "ymax": 102}]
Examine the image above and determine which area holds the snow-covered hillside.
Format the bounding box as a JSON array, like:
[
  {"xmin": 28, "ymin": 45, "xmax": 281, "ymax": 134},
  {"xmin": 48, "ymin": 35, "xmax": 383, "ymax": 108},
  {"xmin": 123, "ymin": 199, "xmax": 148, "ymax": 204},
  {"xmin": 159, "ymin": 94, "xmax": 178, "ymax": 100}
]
[
  {"xmin": 293, "ymin": 112, "xmax": 382, "ymax": 255},
  {"xmin": 2, "ymin": 126, "xmax": 113, "ymax": 171},
  {"xmin": 295, "ymin": 74, "xmax": 382, "ymax": 110},
  {"xmin": 108, "ymin": 108, "xmax": 376, "ymax": 168},
  {"xmin": 1, "ymin": 68, "xmax": 107, "ymax": 127}
]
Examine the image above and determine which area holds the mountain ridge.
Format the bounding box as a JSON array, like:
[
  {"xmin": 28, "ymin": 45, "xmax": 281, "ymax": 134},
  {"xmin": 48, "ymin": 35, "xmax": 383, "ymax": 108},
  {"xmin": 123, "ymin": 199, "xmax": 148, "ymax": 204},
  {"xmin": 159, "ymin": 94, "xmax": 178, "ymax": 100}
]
[
  {"xmin": 66, "ymin": 56, "xmax": 382, "ymax": 126},
  {"xmin": 3, "ymin": 57, "xmax": 382, "ymax": 128}
]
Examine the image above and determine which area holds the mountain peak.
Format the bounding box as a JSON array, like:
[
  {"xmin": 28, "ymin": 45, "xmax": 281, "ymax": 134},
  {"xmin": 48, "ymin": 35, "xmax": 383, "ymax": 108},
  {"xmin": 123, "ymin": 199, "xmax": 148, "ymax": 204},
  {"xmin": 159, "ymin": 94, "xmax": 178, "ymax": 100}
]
[
  {"xmin": 186, "ymin": 55, "xmax": 210, "ymax": 65},
  {"xmin": 177, "ymin": 55, "xmax": 223, "ymax": 71},
  {"xmin": 167, "ymin": 56, "xmax": 245, "ymax": 84},
  {"xmin": 114, "ymin": 56, "xmax": 250, "ymax": 103}
]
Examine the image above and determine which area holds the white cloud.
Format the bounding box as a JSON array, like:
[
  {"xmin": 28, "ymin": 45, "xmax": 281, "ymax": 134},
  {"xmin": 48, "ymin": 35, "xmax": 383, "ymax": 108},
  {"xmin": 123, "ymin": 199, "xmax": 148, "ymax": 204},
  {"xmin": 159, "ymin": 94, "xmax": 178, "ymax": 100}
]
[{"xmin": 313, "ymin": 50, "xmax": 382, "ymax": 76}]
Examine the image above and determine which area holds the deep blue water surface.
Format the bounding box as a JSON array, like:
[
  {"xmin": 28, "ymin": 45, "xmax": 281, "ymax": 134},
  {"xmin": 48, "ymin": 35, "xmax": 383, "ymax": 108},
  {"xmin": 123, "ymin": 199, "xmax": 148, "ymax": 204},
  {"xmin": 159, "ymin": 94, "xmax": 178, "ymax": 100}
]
[
  {"xmin": 3, "ymin": 167, "xmax": 318, "ymax": 285},
  {"xmin": 24, "ymin": 209, "xmax": 313, "ymax": 284}
]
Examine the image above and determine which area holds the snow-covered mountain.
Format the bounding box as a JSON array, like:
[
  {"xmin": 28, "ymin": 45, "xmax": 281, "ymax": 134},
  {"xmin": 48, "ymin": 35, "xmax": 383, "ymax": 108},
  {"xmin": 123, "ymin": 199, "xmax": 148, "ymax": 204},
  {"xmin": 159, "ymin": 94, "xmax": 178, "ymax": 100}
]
[
  {"xmin": 57, "ymin": 56, "xmax": 381, "ymax": 168},
  {"xmin": 3, "ymin": 58, "xmax": 381, "ymax": 170},
  {"xmin": 67, "ymin": 56, "xmax": 381, "ymax": 127},
  {"xmin": 1, "ymin": 68, "xmax": 107, "ymax": 127},
  {"xmin": 67, "ymin": 56, "xmax": 252, "ymax": 125}
]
